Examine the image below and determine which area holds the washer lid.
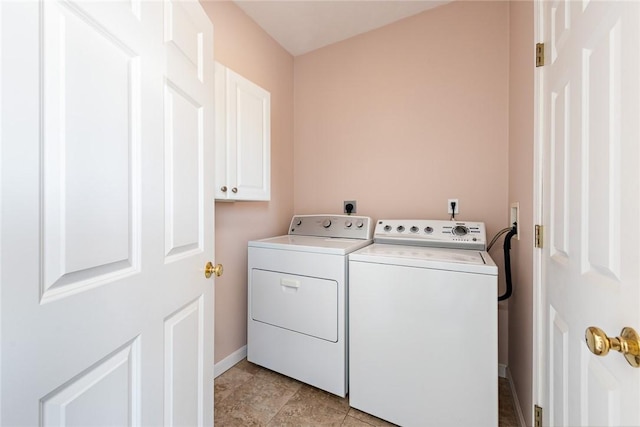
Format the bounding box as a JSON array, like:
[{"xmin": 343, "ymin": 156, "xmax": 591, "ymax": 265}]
[
  {"xmin": 249, "ymin": 235, "xmax": 373, "ymax": 255},
  {"xmin": 349, "ymin": 244, "xmax": 497, "ymax": 275}
]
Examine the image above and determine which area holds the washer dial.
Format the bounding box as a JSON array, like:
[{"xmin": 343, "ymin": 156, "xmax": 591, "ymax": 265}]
[{"xmin": 453, "ymin": 225, "xmax": 469, "ymax": 236}]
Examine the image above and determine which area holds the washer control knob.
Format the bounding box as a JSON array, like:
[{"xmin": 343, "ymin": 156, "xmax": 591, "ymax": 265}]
[
  {"xmin": 295, "ymin": 219, "xmax": 302, "ymax": 226},
  {"xmin": 384, "ymin": 225, "xmax": 392, "ymax": 232},
  {"xmin": 356, "ymin": 220, "xmax": 364, "ymax": 228},
  {"xmin": 453, "ymin": 225, "xmax": 469, "ymax": 236},
  {"xmin": 322, "ymin": 219, "xmax": 332, "ymax": 228},
  {"xmin": 425, "ymin": 226, "xmax": 434, "ymax": 234},
  {"xmin": 397, "ymin": 225, "xmax": 405, "ymax": 232},
  {"xmin": 345, "ymin": 220, "xmax": 352, "ymax": 228},
  {"xmin": 410, "ymin": 226, "xmax": 419, "ymax": 233}
]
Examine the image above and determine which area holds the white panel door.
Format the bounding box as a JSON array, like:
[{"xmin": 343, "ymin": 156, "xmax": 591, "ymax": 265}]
[
  {"xmin": 537, "ymin": 0, "xmax": 640, "ymax": 425},
  {"xmin": 0, "ymin": 1, "xmax": 215, "ymax": 425}
]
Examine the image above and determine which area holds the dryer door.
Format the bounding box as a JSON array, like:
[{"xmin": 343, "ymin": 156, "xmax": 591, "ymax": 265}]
[{"xmin": 250, "ymin": 269, "xmax": 338, "ymax": 342}]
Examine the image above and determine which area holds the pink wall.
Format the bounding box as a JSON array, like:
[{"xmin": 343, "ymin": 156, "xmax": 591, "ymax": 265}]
[
  {"xmin": 203, "ymin": 5, "xmax": 537, "ymax": 415},
  {"xmin": 200, "ymin": 0, "xmax": 294, "ymax": 364},
  {"xmin": 293, "ymin": 1, "xmax": 511, "ymax": 364},
  {"xmin": 508, "ymin": 1, "xmax": 535, "ymax": 425}
]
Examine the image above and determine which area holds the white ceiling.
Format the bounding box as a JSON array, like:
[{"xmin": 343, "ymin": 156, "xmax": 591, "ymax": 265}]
[{"xmin": 233, "ymin": 1, "xmax": 452, "ymax": 56}]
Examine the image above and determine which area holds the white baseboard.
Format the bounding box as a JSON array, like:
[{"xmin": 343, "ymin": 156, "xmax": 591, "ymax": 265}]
[
  {"xmin": 214, "ymin": 345, "xmax": 247, "ymax": 378},
  {"xmin": 505, "ymin": 366, "xmax": 527, "ymax": 427},
  {"xmin": 499, "ymin": 363, "xmax": 507, "ymax": 378}
]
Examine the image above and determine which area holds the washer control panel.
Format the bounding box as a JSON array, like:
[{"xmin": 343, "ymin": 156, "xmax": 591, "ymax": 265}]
[
  {"xmin": 374, "ymin": 219, "xmax": 487, "ymax": 250},
  {"xmin": 289, "ymin": 215, "xmax": 373, "ymax": 240}
]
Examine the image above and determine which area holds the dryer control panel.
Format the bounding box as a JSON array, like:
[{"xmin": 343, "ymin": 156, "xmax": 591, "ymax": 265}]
[
  {"xmin": 374, "ymin": 219, "xmax": 487, "ymax": 250},
  {"xmin": 289, "ymin": 215, "xmax": 373, "ymax": 240}
]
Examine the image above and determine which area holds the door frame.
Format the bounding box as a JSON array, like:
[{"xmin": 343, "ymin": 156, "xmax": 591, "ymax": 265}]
[{"xmin": 532, "ymin": 0, "xmax": 546, "ymax": 424}]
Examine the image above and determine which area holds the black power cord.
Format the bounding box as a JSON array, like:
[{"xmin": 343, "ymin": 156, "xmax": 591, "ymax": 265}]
[
  {"xmin": 345, "ymin": 203, "xmax": 354, "ymax": 215},
  {"xmin": 487, "ymin": 227, "xmax": 512, "ymax": 251},
  {"xmin": 498, "ymin": 223, "xmax": 518, "ymax": 301}
]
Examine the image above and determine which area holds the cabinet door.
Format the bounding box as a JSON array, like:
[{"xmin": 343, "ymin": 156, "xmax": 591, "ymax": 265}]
[
  {"xmin": 214, "ymin": 62, "xmax": 229, "ymax": 200},
  {"xmin": 226, "ymin": 68, "xmax": 271, "ymax": 201},
  {"xmin": 214, "ymin": 64, "xmax": 270, "ymax": 201}
]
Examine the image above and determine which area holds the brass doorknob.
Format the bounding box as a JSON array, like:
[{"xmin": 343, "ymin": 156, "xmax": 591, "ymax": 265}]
[
  {"xmin": 585, "ymin": 326, "xmax": 640, "ymax": 368},
  {"xmin": 204, "ymin": 262, "xmax": 223, "ymax": 278}
]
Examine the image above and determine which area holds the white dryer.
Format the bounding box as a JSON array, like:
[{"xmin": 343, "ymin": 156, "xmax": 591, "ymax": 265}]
[
  {"xmin": 248, "ymin": 214, "xmax": 372, "ymax": 397},
  {"xmin": 349, "ymin": 219, "xmax": 498, "ymax": 426}
]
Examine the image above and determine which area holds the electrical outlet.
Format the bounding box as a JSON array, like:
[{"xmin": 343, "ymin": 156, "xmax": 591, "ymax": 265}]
[
  {"xmin": 510, "ymin": 202, "xmax": 520, "ymax": 240},
  {"xmin": 343, "ymin": 200, "xmax": 357, "ymax": 214},
  {"xmin": 447, "ymin": 199, "xmax": 459, "ymax": 214}
]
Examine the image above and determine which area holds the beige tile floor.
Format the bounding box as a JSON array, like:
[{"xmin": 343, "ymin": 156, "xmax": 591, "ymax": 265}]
[{"xmin": 214, "ymin": 359, "xmax": 521, "ymax": 426}]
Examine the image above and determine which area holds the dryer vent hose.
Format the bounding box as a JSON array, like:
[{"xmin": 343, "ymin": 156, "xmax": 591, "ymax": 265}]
[{"xmin": 498, "ymin": 223, "xmax": 518, "ymax": 301}]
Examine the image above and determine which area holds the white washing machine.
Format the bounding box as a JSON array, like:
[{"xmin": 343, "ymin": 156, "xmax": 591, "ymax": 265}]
[
  {"xmin": 248, "ymin": 214, "xmax": 373, "ymax": 397},
  {"xmin": 349, "ymin": 219, "xmax": 498, "ymax": 426}
]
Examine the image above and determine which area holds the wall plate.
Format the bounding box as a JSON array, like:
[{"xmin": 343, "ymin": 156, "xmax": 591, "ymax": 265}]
[{"xmin": 344, "ymin": 200, "xmax": 357, "ymax": 214}]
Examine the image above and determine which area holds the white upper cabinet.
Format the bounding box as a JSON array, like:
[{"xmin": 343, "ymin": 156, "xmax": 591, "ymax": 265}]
[{"xmin": 215, "ymin": 62, "xmax": 271, "ymax": 201}]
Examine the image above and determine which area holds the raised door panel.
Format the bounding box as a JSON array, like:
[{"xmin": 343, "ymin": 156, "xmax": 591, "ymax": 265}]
[
  {"xmin": 41, "ymin": 339, "xmax": 141, "ymax": 426},
  {"xmin": 164, "ymin": 298, "xmax": 204, "ymax": 427},
  {"xmin": 164, "ymin": 0, "xmax": 203, "ymax": 84},
  {"xmin": 163, "ymin": 81, "xmax": 203, "ymax": 261},
  {"xmin": 162, "ymin": 2, "xmax": 209, "ymax": 262},
  {"xmin": 40, "ymin": 0, "xmax": 142, "ymax": 303},
  {"xmin": 163, "ymin": 0, "xmax": 208, "ymax": 263}
]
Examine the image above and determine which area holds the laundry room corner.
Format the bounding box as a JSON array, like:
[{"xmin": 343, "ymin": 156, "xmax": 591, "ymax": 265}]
[
  {"xmin": 202, "ymin": 2, "xmax": 534, "ymax": 422},
  {"xmin": 200, "ymin": 0, "xmax": 295, "ymax": 368},
  {"xmin": 293, "ymin": 0, "xmax": 511, "ymax": 369}
]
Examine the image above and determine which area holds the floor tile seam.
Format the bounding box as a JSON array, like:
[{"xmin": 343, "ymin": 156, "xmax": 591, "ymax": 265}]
[
  {"xmin": 255, "ymin": 377, "xmax": 305, "ymax": 394},
  {"xmin": 265, "ymin": 407, "xmax": 286, "ymax": 426},
  {"xmin": 297, "ymin": 402, "xmax": 351, "ymax": 417},
  {"xmin": 215, "ymin": 369, "xmax": 256, "ymax": 400},
  {"xmin": 335, "ymin": 412, "xmax": 350, "ymax": 426},
  {"xmin": 341, "ymin": 414, "xmax": 376, "ymax": 427},
  {"xmin": 265, "ymin": 400, "xmax": 289, "ymax": 427},
  {"xmin": 287, "ymin": 392, "xmax": 351, "ymax": 414},
  {"xmin": 276, "ymin": 398, "xmax": 352, "ymax": 418},
  {"xmin": 269, "ymin": 405, "xmax": 350, "ymax": 426},
  {"xmin": 215, "ymin": 373, "xmax": 252, "ymax": 403},
  {"xmin": 263, "ymin": 384, "xmax": 301, "ymax": 426}
]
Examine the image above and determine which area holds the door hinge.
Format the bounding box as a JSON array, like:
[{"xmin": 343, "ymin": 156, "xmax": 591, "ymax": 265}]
[
  {"xmin": 535, "ymin": 225, "xmax": 544, "ymax": 248},
  {"xmin": 536, "ymin": 43, "xmax": 545, "ymax": 67},
  {"xmin": 534, "ymin": 404, "xmax": 543, "ymax": 427}
]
